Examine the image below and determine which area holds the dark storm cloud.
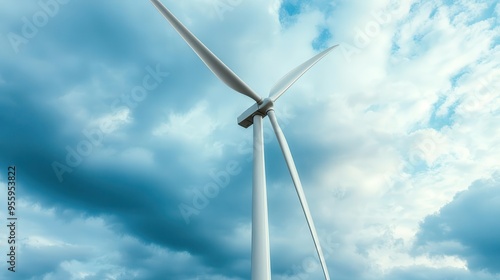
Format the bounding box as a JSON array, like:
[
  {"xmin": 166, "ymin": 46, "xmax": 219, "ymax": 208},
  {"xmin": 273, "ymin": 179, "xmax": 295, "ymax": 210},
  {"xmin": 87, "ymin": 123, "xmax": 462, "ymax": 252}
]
[
  {"xmin": 414, "ymin": 173, "xmax": 500, "ymax": 274},
  {"xmin": 0, "ymin": 1, "xmax": 257, "ymax": 278}
]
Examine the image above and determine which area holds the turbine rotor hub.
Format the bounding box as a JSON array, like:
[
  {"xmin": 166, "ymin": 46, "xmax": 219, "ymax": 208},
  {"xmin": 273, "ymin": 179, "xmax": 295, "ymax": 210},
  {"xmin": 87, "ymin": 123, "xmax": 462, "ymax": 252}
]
[{"xmin": 237, "ymin": 98, "xmax": 274, "ymax": 128}]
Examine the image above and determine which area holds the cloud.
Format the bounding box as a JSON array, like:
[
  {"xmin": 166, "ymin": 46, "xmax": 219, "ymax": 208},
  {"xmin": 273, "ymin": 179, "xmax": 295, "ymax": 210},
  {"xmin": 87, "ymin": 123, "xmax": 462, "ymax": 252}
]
[
  {"xmin": 0, "ymin": 199, "xmax": 224, "ymax": 280},
  {"xmin": 385, "ymin": 266, "xmax": 499, "ymax": 280},
  {"xmin": 0, "ymin": 0, "xmax": 499, "ymax": 279},
  {"xmin": 414, "ymin": 174, "xmax": 500, "ymax": 274}
]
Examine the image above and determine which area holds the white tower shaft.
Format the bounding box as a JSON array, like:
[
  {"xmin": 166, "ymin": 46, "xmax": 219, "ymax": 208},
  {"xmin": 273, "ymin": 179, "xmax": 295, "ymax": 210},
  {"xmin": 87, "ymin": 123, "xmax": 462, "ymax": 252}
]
[{"xmin": 251, "ymin": 115, "xmax": 271, "ymax": 279}]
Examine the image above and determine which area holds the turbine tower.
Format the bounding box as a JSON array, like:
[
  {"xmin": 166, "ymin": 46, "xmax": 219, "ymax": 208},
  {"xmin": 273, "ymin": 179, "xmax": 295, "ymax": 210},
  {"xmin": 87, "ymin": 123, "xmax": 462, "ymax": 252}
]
[{"xmin": 150, "ymin": 1, "xmax": 337, "ymax": 279}]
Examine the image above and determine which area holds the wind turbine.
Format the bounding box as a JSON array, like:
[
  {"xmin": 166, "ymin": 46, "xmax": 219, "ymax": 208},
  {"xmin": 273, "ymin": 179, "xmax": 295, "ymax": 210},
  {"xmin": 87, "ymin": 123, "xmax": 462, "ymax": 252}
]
[{"xmin": 150, "ymin": 1, "xmax": 337, "ymax": 279}]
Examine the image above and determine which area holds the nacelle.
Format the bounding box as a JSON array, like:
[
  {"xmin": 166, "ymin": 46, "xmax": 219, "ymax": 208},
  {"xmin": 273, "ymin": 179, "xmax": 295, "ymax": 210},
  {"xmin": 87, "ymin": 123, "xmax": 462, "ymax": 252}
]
[{"xmin": 237, "ymin": 98, "xmax": 274, "ymax": 128}]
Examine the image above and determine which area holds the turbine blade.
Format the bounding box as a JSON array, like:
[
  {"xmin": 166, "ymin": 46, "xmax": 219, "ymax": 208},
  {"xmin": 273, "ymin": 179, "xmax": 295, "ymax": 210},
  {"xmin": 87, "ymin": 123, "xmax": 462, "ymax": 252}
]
[
  {"xmin": 268, "ymin": 45, "xmax": 338, "ymax": 102},
  {"xmin": 267, "ymin": 109, "xmax": 330, "ymax": 280},
  {"xmin": 150, "ymin": 0, "xmax": 262, "ymax": 103}
]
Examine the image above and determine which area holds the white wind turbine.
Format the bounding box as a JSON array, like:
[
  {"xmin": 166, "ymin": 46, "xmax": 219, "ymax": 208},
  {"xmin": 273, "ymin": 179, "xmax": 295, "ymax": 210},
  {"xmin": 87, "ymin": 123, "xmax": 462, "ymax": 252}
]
[{"xmin": 150, "ymin": 1, "xmax": 338, "ymax": 279}]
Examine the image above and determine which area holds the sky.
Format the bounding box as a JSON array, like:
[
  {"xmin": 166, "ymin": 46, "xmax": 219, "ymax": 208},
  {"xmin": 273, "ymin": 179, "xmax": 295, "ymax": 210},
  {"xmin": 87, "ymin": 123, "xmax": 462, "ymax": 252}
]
[{"xmin": 0, "ymin": 0, "xmax": 499, "ymax": 279}]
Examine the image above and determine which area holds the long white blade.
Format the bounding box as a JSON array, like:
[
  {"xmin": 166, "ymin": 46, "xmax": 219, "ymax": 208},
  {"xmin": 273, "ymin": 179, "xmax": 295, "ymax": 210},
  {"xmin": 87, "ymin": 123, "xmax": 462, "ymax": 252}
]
[
  {"xmin": 150, "ymin": 0, "xmax": 262, "ymax": 103},
  {"xmin": 269, "ymin": 45, "xmax": 338, "ymax": 102},
  {"xmin": 267, "ymin": 109, "xmax": 330, "ymax": 280}
]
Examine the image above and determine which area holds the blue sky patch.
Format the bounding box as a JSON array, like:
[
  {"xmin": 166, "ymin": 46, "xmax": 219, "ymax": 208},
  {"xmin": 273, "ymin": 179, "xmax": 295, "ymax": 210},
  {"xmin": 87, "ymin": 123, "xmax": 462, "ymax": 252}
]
[
  {"xmin": 312, "ymin": 27, "xmax": 332, "ymax": 50},
  {"xmin": 429, "ymin": 96, "xmax": 458, "ymax": 130}
]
